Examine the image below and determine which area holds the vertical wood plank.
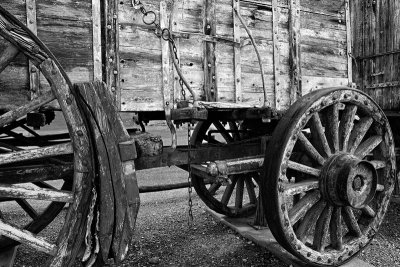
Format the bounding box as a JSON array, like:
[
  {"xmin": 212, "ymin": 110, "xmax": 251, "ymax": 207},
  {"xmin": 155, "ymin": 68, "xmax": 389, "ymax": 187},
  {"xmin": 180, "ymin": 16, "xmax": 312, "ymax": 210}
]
[
  {"xmin": 272, "ymin": 0, "xmax": 280, "ymax": 109},
  {"xmin": 288, "ymin": 0, "xmax": 301, "ymax": 104},
  {"xmin": 204, "ymin": 0, "xmax": 217, "ymax": 101},
  {"xmin": 92, "ymin": 0, "xmax": 102, "ymax": 81},
  {"xmin": 345, "ymin": 0, "xmax": 353, "ymax": 85},
  {"xmin": 105, "ymin": 0, "xmax": 120, "ymax": 106},
  {"xmin": 26, "ymin": 0, "xmax": 40, "ymax": 101},
  {"xmin": 233, "ymin": 0, "xmax": 242, "ymax": 103}
]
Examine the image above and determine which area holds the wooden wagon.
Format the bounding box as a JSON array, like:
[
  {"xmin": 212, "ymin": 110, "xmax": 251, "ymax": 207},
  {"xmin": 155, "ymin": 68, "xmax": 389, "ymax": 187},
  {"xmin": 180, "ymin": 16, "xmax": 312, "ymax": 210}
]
[{"xmin": 0, "ymin": 0, "xmax": 399, "ymax": 266}]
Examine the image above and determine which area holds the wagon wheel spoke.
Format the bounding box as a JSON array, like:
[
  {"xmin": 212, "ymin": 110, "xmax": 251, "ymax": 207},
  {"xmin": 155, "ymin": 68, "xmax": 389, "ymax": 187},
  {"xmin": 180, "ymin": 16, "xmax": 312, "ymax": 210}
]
[
  {"xmin": 339, "ymin": 104, "xmax": 357, "ymax": 151},
  {"xmin": 0, "ymin": 91, "xmax": 55, "ymax": 128},
  {"xmin": 310, "ymin": 112, "xmax": 331, "ymax": 157},
  {"xmin": 342, "ymin": 206, "xmax": 362, "ymax": 237},
  {"xmin": 221, "ymin": 176, "xmax": 238, "ymax": 205},
  {"xmin": 0, "ymin": 42, "xmax": 19, "ymax": 74},
  {"xmin": 298, "ymin": 132, "xmax": 325, "ymax": 165},
  {"xmin": 15, "ymin": 199, "xmax": 39, "ymax": 220},
  {"xmin": 348, "ymin": 117, "xmax": 373, "ymax": 153},
  {"xmin": 0, "ymin": 219, "xmax": 56, "ymax": 255},
  {"xmin": 207, "ymin": 182, "xmax": 221, "ymax": 195},
  {"xmin": 0, "ymin": 164, "xmax": 74, "ymax": 184},
  {"xmin": 0, "ymin": 183, "xmax": 73, "ymax": 203},
  {"xmin": 289, "ymin": 191, "xmax": 320, "ymax": 225},
  {"xmin": 212, "ymin": 121, "xmax": 234, "ymax": 143},
  {"xmin": 284, "ymin": 180, "xmax": 319, "ymax": 197},
  {"xmin": 244, "ymin": 176, "xmax": 257, "ymax": 203},
  {"xmin": 362, "ymin": 205, "xmax": 376, "ymax": 218},
  {"xmin": 313, "ymin": 205, "xmax": 333, "ymax": 251},
  {"xmin": 235, "ymin": 176, "xmax": 244, "ymax": 209},
  {"xmin": 0, "ymin": 142, "xmax": 72, "ymax": 166},
  {"xmin": 324, "ymin": 103, "xmax": 339, "ymax": 153},
  {"xmin": 355, "ymin": 136, "xmax": 383, "ymax": 159},
  {"xmin": 287, "ymin": 160, "xmax": 321, "ymax": 177},
  {"xmin": 329, "ymin": 207, "xmax": 343, "ymax": 250},
  {"xmin": 296, "ymin": 201, "xmax": 325, "ymax": 242},
  {"xmin": 228, "ymin": 122, "xmax": 241, "ymax": 141}
]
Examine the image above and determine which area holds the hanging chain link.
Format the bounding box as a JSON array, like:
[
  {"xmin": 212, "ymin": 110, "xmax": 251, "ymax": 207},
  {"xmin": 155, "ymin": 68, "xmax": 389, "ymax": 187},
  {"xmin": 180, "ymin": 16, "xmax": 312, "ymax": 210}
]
[
  {"xmin": 187, "ymin": 123, "xmax": 194, "ymax": 226},
  {"xmin": 131, "ymin": 0, "xmax": 186, "ymax": 100}
]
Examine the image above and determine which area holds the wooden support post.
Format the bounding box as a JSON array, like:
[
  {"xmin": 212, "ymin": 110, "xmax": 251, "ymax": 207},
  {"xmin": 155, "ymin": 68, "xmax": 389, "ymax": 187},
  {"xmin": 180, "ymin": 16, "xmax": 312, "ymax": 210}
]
[
  {"xmin": 289, "ymin": 0, "xmax": 301, "ymax": 104},
  {"xmin": 345, "ymin": 0, "xmax": 353, "ymax": 86},
  {"xmin": 92, "ymin": 0, "xmax": 102, "ymax": 81},
  {"xmin": 233, "ymin": 0, "xmax": 242, "ymax": 103},
  {"xmin": 105, "ymin": 0, "xmax": 120, "ymax": 105},
  {"xmin": 161, "ymin": 2, "xmax": 172, "ymax": 115},
  {"xmin": 204, "ymin": 0, "xmax": 217, "ymax": 101},
  {"xmin": 26, "ymin": 0, "xmax": 40, "ymax": 100},
  {"xmin": 272, "ymin": 0, "xmax": 281, "ymax": 110}
]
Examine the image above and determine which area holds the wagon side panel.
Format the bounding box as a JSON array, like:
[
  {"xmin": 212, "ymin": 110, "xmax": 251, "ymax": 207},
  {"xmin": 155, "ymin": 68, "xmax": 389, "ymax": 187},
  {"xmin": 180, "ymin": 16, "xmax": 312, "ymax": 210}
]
[{"xmin": 0, "ymin": 0, "xmax": 100, "ymax": 111}]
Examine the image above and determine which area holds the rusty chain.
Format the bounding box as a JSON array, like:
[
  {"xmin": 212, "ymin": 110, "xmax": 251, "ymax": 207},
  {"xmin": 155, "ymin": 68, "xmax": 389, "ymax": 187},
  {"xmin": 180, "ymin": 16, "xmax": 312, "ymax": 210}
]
[
  {"xmin": 131, "ymin": 0, "xmax": 186, "ymax": 100},
  {"xmin": 132, "ymin": 0, "xmax": 193, "ymax": 224}
]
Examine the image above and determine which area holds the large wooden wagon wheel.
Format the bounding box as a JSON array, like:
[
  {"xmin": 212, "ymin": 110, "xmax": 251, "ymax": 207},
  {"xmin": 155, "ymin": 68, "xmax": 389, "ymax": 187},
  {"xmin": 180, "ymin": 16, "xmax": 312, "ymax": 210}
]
[
  {"xmin": 263, "ymin": 87, "xmax": 396, "ymax": 266},
  {"xmin": 0, "ymin": 6, "xmax": 92, "ymax": 266},
  {"xmin": 191, "ymin": 120, "xmax": 265, "ymax": 217}
]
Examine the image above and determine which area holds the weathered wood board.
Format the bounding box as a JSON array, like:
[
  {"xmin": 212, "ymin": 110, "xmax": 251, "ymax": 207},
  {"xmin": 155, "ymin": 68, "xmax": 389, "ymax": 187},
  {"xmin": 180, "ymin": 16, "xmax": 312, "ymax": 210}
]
[{"xmin": 0, "ymin": 0, "xmax": 101, "ymax": 111}]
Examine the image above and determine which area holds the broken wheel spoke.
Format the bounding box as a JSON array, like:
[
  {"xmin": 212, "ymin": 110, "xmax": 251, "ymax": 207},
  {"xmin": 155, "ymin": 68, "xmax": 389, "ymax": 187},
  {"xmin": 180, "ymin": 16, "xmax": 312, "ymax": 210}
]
[
  {"xmin": 330, "ymin": 207, "xmax": 343, "ymax": 250},
  {"xmin": 342, "ymin": 207, "xmax": 362, "ymax": 237},
  {"xmin": 0, "ymin": 218, "xmax": 56, "ymax": 255},
  {"xmin": 0, "ymin": 91, "xmax": 55, "ymax": 128},
  {"xmin": 0, "ymin": 183, "xmax": 73, "ymax": 203},
  {"xmin": 0, "ymin": 142, "xmax": 73, "ymax": 166}
]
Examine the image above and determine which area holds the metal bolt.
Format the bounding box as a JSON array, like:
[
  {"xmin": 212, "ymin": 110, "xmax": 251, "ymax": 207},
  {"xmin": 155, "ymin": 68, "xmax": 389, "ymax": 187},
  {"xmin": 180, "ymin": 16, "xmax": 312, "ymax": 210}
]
[
  {"xmin": 297, "ymin": 244, "xmax": 301, "ymax": 250},
  {"xmin": 113, "ymin": 70, "xmax": 118, "ymax": 75},
  {"xmin": 307, "ymin": 252, "xmax": 311, "ymax": 257},
  {"xmin": 317, "ymin": 256, "xmax": 321, "ymax": 261},
  {"xmin": 77, "ymin": 130, "xmax": 84, "ymax": 136},
  {"xmin": 338, "ymin": 256, "xmax": 343, "ymax": 262},
  {"xmin": 66, "ymin": 97, "xmax": 72, "ymax": 105},
  {"xmin": 165, "ymin": 101, "xmax": 170, "ymax": 106},
  {"xmin": 31, "ymin": 68, "xmax": 37, "ymax": 73},
  {"xmin": 281, "ymin": 204, "xmax": 285, "ymax": 211}
]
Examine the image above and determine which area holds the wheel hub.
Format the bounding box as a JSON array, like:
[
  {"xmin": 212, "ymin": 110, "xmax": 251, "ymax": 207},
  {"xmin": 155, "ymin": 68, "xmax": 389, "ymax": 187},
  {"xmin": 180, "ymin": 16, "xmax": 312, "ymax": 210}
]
[{"xmin": 320, "ymin": 153, "xmax": 377, "ymax": 209}]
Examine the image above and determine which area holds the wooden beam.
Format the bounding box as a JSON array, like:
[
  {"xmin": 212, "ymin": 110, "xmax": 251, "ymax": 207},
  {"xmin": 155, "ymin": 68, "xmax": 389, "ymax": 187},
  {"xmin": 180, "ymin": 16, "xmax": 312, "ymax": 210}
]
[
  {"xmin": 0, "ymin": 183, "xmax": 74, "ymax": 203},
  {"xmin": 0, "ymin": 142, "xmax": 73, "ymax": 166},
  {"xmin": 105, "ymin": 0, "xmax": 120, "ymax": 105},
  {"xmin": 0, "ymin": 219, "xmax": 56, "ymax": 255},
  {"xmin": 272, "ymin": 0, "xmax": 281, "ymax": 109},
  {"xmin": 204, "ymin": 0, "xmax": 217, "ymax": 101},
  {"xmin": 289, "ymin": 0, "xmax": 301, "ymax": 104},
  {"xmin": 26, "ymin": 0, "xmax": 40, "ymax": 101},
  {"xmin": 345, "ymin": 0, "xmax": 353, "ymax": 86},
  {"xmin": 92, "ymin": 0, "xmax": 102, "ymax": 81},
  {"xmin": 0, "ymin": 91, "xmax": 55, "ymax": 128},
  {"xmin": 233, "ymin": 0, "xmax": 242, "ymax": 103}
]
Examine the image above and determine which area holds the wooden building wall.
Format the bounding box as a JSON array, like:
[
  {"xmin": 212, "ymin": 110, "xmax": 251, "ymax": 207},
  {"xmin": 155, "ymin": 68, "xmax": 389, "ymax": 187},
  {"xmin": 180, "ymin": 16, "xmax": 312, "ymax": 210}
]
[{"xmin": 351, "ymin": 0, "xmax": 400, "ymax": 111}]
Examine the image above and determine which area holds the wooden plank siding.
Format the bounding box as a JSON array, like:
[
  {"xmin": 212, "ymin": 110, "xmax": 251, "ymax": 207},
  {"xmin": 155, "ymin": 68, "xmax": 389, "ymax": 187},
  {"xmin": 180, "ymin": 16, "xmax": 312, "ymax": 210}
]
[
  {"xmin": 116, "ymin": 0, "xmax": 350, "ymax": 112},
  {"xmin": 352, "ymin": 0, "xmax": 400, "ymax": 110},
  {"xmin": 0, "ymin": 0, "xmax": 99, "ymax": 111},
  {"xmin": 1, "ymin": 0, "xmax": 350, "ymax": 113}
]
